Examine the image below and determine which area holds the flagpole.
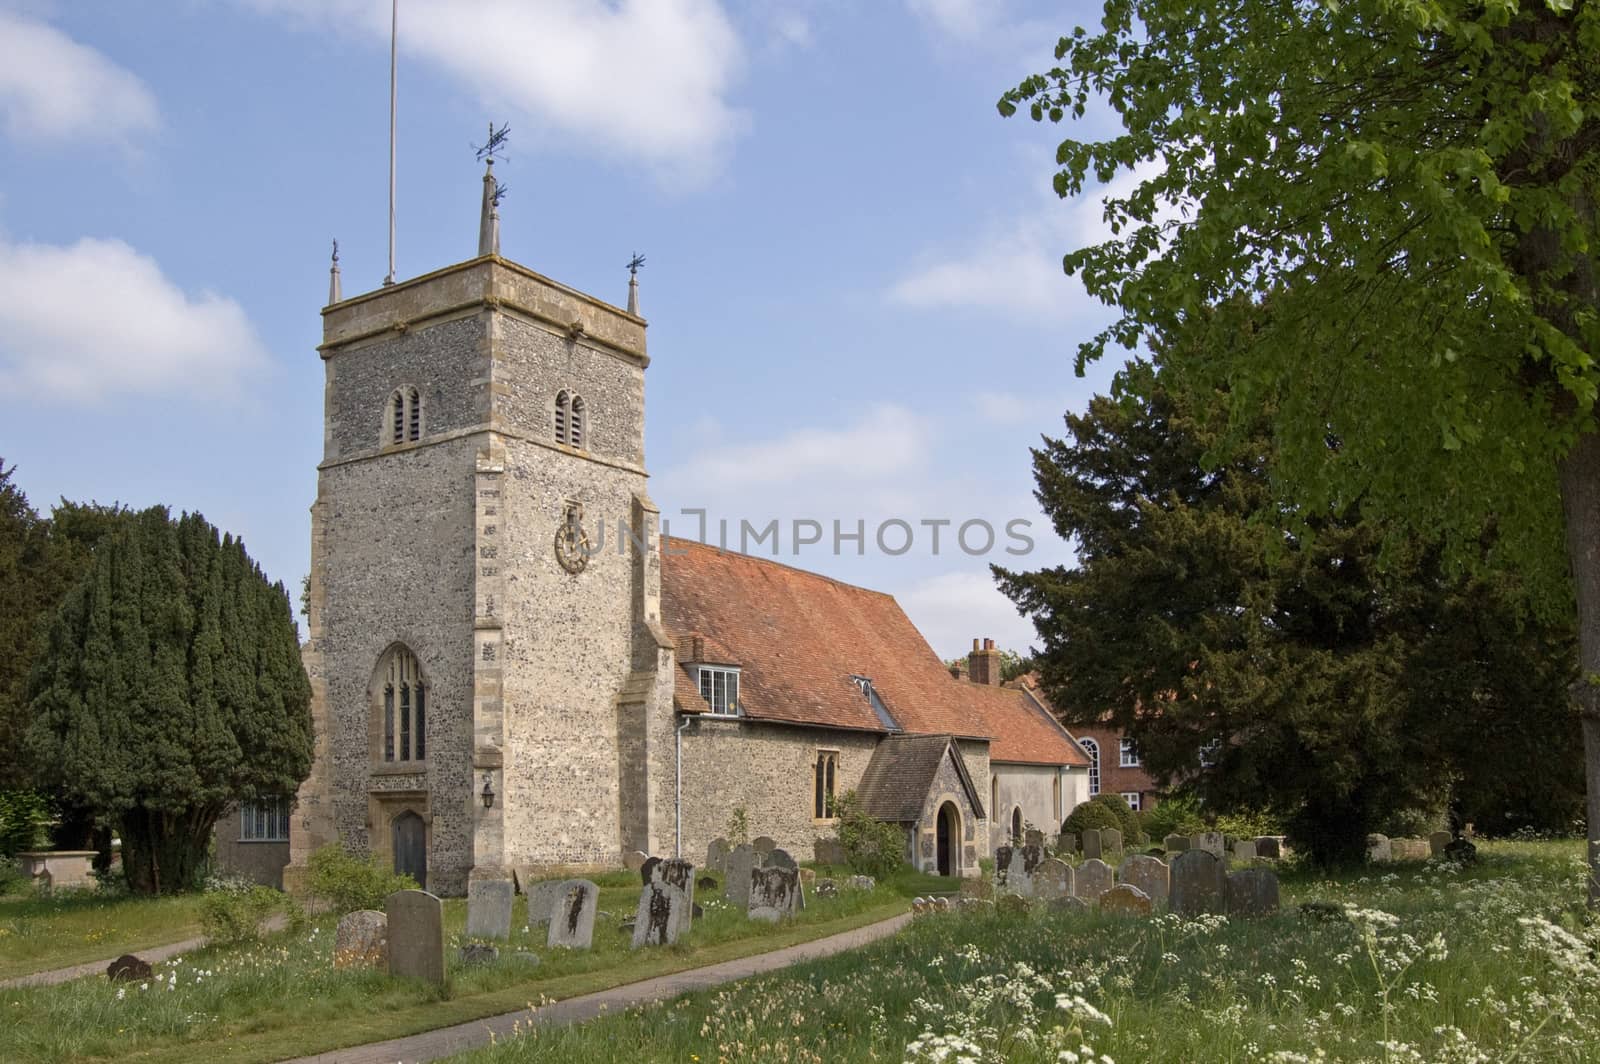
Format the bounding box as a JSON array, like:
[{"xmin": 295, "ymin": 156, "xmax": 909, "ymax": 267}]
[{"xmin": 384, "ymin": 0, "xmax": 397, "ymax": 286}]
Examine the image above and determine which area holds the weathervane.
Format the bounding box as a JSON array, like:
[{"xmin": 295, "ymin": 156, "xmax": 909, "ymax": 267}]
[
  {"xmin": 331, "ymin": 239, "xmax": 340, "ymax": 265},
  {"xmin": 626, "ymin": 253, "xmax": 646, "ymax": 314},
  {"xmin": 474, "ymin": 122, "xmax": 511, "ymax": 204},
  {"xmin": 627, "ymin": 253, "xmax": 646, "ymax": 277}
]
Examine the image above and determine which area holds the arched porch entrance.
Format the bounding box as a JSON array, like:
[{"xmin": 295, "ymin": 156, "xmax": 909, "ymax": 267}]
[{"xmin": 936, "ymin": 801, "xmax": 961, "ymax": 876}]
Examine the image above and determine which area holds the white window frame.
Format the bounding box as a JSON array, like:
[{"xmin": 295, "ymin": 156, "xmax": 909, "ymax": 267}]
[
  {"xmin": 1121, "ymin": 791, "xmax": 1142, "ymax": 812},
  {"xmin": 1119, "ymin": 737, "xmax": 1141, "ymax": 767},
  {"xmin": 240, "ymin": 797, "xmax": 290, "ymax": 842},
  {"xmin": 698, "ymin": 665, "xmax": 740, "ymax": 717},
  {"xmin": 1080, "ymin": 737, "xmax": 1100, "ymax": 796}
]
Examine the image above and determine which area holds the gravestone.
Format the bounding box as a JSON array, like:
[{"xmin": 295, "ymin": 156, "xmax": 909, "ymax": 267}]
[
  {"xmin": 816, "ymin": 879, "xmax": 839, "ymax": 898},
  {"xmin": 1081, "ymin": 828, "xmax": 1103, "ymax": 860},
  {"xmin": 1233, "ymin": 839, "xmax": 1257, "ymax": 862},
  {"xmin": 1057, "ymin": 832, "xmax": 1077, "ymax": 855},
  {"xmin": 1191, "ymin": 832, "xmax": 1225, "ymax": 858},
  {"xmin": 959, "ymin": 876, "xmax": 994, "ymax": 899},
  {"xmin": 814, "ymin": 837, "xmax": 847, "ymax": 866},
  {"xmin": 657, "ymin": 858, "xmax": 697, "ymax": 938},
  {"xmin": 1102, "ymin": 827, "xmax": 1123, "ymax": 852},
  {"xmin": 1098, "ymin": 883, "xmax": 1153, "ymax": 916},
  {"xmin": 1444, "ymin": 837, "xmax": 1478, "ymax": 864},
  {"xmin": 1365, "ymin": 834, "xmax": 1392, "ymax": 863},
  {"xmin": 1254, "ymin": 836, "xmax": 1283, "ymax": 860},
  {"xmin": 1169, "ymin": 850, "xmax": 1227, "ymax": 917},
  {"xmin": 1024, "ymin": 828, "xmax": 1044, "ymax": 848},
  {"xmin": 1225, "ymin": 868, "xmax": 1280, "ymax": 916},
  {"xmin": 1049, "ymin": 895, "xmax": 1090, "ymax": 913},
  {"xmin": 1397, "ymin": 838, "xmax": 1431, "ymax": 861},
  {"xmin": 752, "ymin": 835, "xmax": 778, "ymax": 856},
  {"xmin": 639, "ymin": 855, "xmax": 662, "ymax": 885},
  {"xmin": 460, "ymin": 943, "xmax": 498, "ymax": 966},
  {"xmin": 724, "ymin": 844, "xmax": 756, "ymax": 909},
  {"xmin": 547, "ymin": 879, "xmax": 598, "ymax": 949},
  {"xmin": 1118, "ymin": 854, "xmax": 1170, "ymax": 907},
  {"xmin": 997, "ymin": 844, "xmax": 1044, "ymax": 896},
  {"xmin": 996, "ymin": 892, "xmax": 1031, "ymax": 914},
  {"xmin": 696, "ymin": 874, "xmax": 718, "ymax": 892},
  {"xmin": 624, "ymin": 850, "xmax": 650, "ymax": 872},
  {"xmin": 846, "ymin": 875, "xmax": 875, "ymax": 891},
  {"xmin": 107, "ymin": 954, "xmax": 152, "ymax": 982},
  {"xmin": 1164, "ymin": 834, "xmax": 1190, "ymax": 853},
  {"xmin": 386, "ymin": 889, "xmax": 445, "ymax": 984},
  {"xmin": 631, "ymin": 859, "xmax": 696, "ymax": 948},
  {"xmin": 1033, "ymin": 857, "xmax": 1074, "ymax": 901},
  {"xmin": 525, "ymin": 880, "xmax": 563, "ymax": 925},
  {"xmin": 1074, "ymin": 858, "xmax": 1114, "ymax": 901},
  {"xmin": 748, "ymin": 866, "xmax": 801, "ymax": 922},
  {"xmin": 334, "ymin": 910, "xmax": 388, "ymax": 969},
  {"xmin": 764, "ymin": 848, "xmax": 798, "ymax": 871},
  {"xmin": 512, "ymin": 866, "xmax": 539, "ymax": 894},
  {"xmin": 706, "ymin": 838, "xmax": 729, "ymax": 873},
  {"xmin": 466, "ymin": 879, "xmax": 514, "ymax": 940},
  {"xmin": 1428, "ymin": 831, "xmax": 1453, "ymax": 857}
]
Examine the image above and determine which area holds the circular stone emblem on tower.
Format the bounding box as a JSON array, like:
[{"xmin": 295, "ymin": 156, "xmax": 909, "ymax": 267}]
[{"xmin": 554, "ymin": 500, "xmax": 591, "ymax": 574}]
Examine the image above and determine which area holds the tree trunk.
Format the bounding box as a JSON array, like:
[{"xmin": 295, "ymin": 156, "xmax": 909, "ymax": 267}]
[
  {"xmin": 118, "ymin": 806, "xmax": 219, "ymax": 895},
  {"xmin": 1559, "ymin": 429, "xmax": 1600, "ymax": 907}
]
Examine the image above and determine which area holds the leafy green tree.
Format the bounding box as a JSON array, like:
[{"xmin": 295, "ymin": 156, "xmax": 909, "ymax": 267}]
[
  {"xmin": 1001, "ymin": 2, "xmax": 1600, "ymax": 897},
  {"xmin": 997, "ymin": 362, "xmax": 1576, "ymax": 865},
  {"xmin": 26, "ymin": 508, "xmax": 312, "ymax": 893}
]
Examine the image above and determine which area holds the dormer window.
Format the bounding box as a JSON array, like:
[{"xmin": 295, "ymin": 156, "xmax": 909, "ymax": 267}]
[
  {"xmin": 387, "ymin": 388, "xmax": 422, "ymax": 444},
  {"xmin": 698, "ymin": 665, "xmax": 739, "ymax": 716}
]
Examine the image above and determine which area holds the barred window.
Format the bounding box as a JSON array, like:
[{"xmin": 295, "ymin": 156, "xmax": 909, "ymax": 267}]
[{"xmin": 241, "ymin": 797, "xmax": 290, "ymax": 842}]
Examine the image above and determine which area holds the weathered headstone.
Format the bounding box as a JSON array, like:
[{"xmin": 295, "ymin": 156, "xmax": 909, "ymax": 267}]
[
  {"xmin": 996, "ymin": 892, "xmax": 1031, "ymax": 914},
  {"xmin": 1254, "ymin": 836, "xmax": 1283, "ymax": 860},
  {"xmin": 1164, "ymin": 834, "xmax": 1190, "ymax": 853},
  {"xmin": 696, "ymin": 874, "xmax": 717, "ymax": 892},
  {"xmin": 1081, "ymin": 828, "xmax": 1103, "ymax": 860},
  {"xmin": 1169, "ymin": 850, "xmax": 1226, "ymax": 917},
  {"xmin": 460, "ymin": 943, "xmax": 498, "ymax": 966},
  {"xmin": 1191, "ymin": 832, "xmax": 1225, "ymax": 858},
  {"xmin": 1024, "ymin": 828, "xmax": 1044, "ymax": 849},
  {"xmin": 1233, "ymin": 839, "xmax": 1257, "ymax": 862},
  {"xmin": 1366, "ymin": 834, "xmax": 1392, "ymax": 863},
  {"xmin": 1057, "ymin": 832, "xmax": 1077, "ymax": 855},
  {"xmin": 724, "ymin": 844, "xmax": 755, "ymax": 909},
  {"xmin": 1400, "ymin": 838, "xmax": 1433, "ymax": 860},
  {"xmin": 1102, "ymin": 827, "xmax": 1123, "ymax": 853},
  {"xmin": 623, "ymin": 850, "xmax": 650, "ymax": 872},
  {"xmin": 1118, "ymin": 854, "xmax": 1170, "ymax": 907},
  {"xmin": 631, "ymin": 859, "xmax": 696, "ymax": 948},
  {"xmin": 547, "ymin": 879, "xmax": 598, "ymax": 949},
  {"xmin": 511, "ymin": 865, "xmax": 539, "ymax": 894},
  {"xmin": 748, "ymin": 866, "xmax": 801, "ymax": 922},
  {"xmin": 813, "ymin": 837, "xmax": 847, "ymax": 866},
  {"xmin": 706, "ymin": 838, "xmax": 730, "ymax": 873},
  {"xmin": 1033, "ymin": 857, "xmax": 1074, "ymax": 901},
  {"xmin": 1074, "ymin": 857, "xmax": 1114, "ymax": 901},
  {"xmin": 1098, "ymin": 883, "xmax": 1153, "ymax": 916},
  {"xmin": 525, "ymin": 880, "xmax": 562, "ymax": 925},
  {"xmin": 1049, "ymin": 895, "xmax": 1090, "ymax": 913},
  {"xmin": 846, "ymin": 875, "xmax": 876, "ymax": 891},
  {"xmin": 386, "ymin": 889, "xmax": 445, "ymax": 984},
  {"xmin": 958, "ymin": 876, "xmax": 994, "ymax": 899},
  {"xmin": 1225, "ymin": 868, "xmax": 1280, "ymax": 917},
  {"xmin": 752, "ymin": 835, "xmax": 778, "ymax": 856},
  {"xmin": 334, "ymin": 909, "xmax": 388, "ymax": 969},
  {"xmin": 639, "ymin": 855, "xmax": 662, "ymax": 884},
  {"xmin": 763, "ymin": 848, "xmax": 798, "ymax": 871},
  {"xmin": 466, "ymin": 878, "xmax": 514, "ymax": 940},
  {"xmin": 1444, "ymin": 837, "xmax": 1479, "ymax": 864},
  {"xmin": 997, "ymin": 843, "xmax": 1044, "ymax": 896},
  {"xmin": 1428, "ymin": 831, "xmax": 1453, "ymax": 857}
]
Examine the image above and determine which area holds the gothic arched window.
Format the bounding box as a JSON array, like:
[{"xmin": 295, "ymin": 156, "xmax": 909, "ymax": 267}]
[
  {"xmin": 555, "ymin": 391, "xmax": 570, "ymax": 443},
  {"xmin": 387, "ymin": 388, "xmax": 422, "ymax": 445},
  {"xmin": 1080, "ymin": 737, "xmax": 1100, "ymax": 796},
  {"xmin": 379, "ymin": 646, "xmax": 427, "ymax": 763}
]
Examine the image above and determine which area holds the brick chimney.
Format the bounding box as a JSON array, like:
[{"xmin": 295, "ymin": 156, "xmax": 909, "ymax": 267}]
[{"xmin": 968, "ymin": 637, "xmax": 1002, "ymax": 686}]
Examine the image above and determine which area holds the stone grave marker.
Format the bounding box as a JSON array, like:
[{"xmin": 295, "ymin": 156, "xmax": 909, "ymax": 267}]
[
  {"xmin": 1098, "ymin": 883, "xmax": 1153, "ymax": 916},
  {"xmin": 466, "ymin": 878, "xmax": 514, "ymax": 940},
  {"xmin": 748, "ymin": 866, "xmax": 801, "ymax": 922},
  {"xmin": 1366, "ymin": 834, "xmax": 1392, "ymax": 863},
  {"xmin": 1081, "ymin": 828, "xmax": 1103, "ymax": 860},
  {"xmin": 1024, "ymin": 828, "xmax": 1044, "ymax": 848},
  {"xmin": 1254, "ymin": 836, "xmax": 1283, "ymax": 860},
  {"xmin": 631, "ymin": 859, "xmax": 696, "ymax": 948},
  {"xmin": 1428, "ymin": 831, "xmax": 1453, "ymax": 857},
  {"xmin": 525, "ymin": 880, "xmax": 563, "ymax": 925},
  {"xmin": 998, "ymin": 843, "xmax": 1044, "ymax": 896},
  {"xmin": 1118, "ymin": 854, "xmax": 1170, "ymax": 907},
  {"xmin": 1170, "ymin": 851, "xmax": 1226, "ymax": 917},
  {"xmin": 764, "ymin": 848, "xmax": 798, "ymax": 871},
  {"xmin": 1164, "ymin": 834, "xmax": 1190, "ymax": 853},
  {"xmin": 814, "ymin": 837, "xmax": 847, "ymax": 866},
  {"xmin": 547, "ymin": 879, "xmax": 599, "ymax": 949},
  {"xmin": 696, "ymin": 874, "xmax": 717, "ymax": 892},
  {"xmin": 386, "ymin": 889, "xmax": 445, "ymax": 984},
  {"xmin": 1225, "ymin": 868, "xmax": 1280, "ymax": 916},
  {"xmin": 334, "ymin": 910, "xmax": 388, "ymax": 969},
  {"xmin": 706, "ymin": 838, "xmax": 729, "ymax": 873},
  {"xmin": 725, "ymin": 844, "xmax": 756, "ymax": 910},
  {"xmin": 639, "ymin": 855, "xmax": 662, "ymax": 884},
  {"xmin": 1057, "ymin": 832, "xmax": 1077, "ymax": 855},
  {"xmin": 1075, "ymin": 858, "xmax": 1114, "ymax": 901},
  {"xmin": 1102, "ymin": 827, "xmax": 1123, "ymax": 852},
  {"xmin": 512, "ymin": 865, "xmax": 539, "ymax": 894},
  {"xmin": 752, "ymin": 835, "xmax": 778, "ymax": 856},
  {"xmin": 1444, "ymin": 837, "xmax": 1478, "ymax": 864},
  {"xmin": 1191, "ymin": 832, "xmax": 1225, "ymax": 858},
  {"xmin": 1049, "ymin": 895, "xmax": 1090, "ymax": 913},
  {"xmin": 1233, "ymin": 839, "xmax": 1257, "ymax": 862},
  {"xmin": 1033, "ymin": 857, "xmax": 1073, "ymax": 901},
  {"xmin": 959, "ymin": 876, "xmax": 994, "ymax": 899}
]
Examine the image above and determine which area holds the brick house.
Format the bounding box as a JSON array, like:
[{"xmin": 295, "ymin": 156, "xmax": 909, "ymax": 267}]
[{"xmin": 1011, "ymin": 674, "xmax": 1162, "ymax": 815}]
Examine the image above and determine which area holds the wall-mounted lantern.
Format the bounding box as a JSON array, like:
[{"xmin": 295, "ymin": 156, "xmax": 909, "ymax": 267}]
[{"xmin": 481, "ymin": 771, "xmax": 496, "ymax": 810}]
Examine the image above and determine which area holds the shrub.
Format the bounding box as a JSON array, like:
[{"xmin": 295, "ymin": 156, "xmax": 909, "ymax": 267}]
[
  {"xmin": 0, "ymin": 857, "xmax": 27, "ymax": 896},
  {"xmin": 834, "ymin": 791, "xmax": 905, "ymax": 877},
  {"xmin": 1061, "ymin": 799, "xmax": 1122, "ymax": 838},
  {"xmin": 199, "ymin": 884, "xmax": 280, "ymax": 945},
  {"xmin": 307, "ymin": 843, "xmax": 417, "ymax": 913},
  {"xmin": 1090, "ymin": 793, "xmax": 1146, "ymax": 843},
  {"xmin": 725, "ymin": 805, "xmax": 751, "ymax": 847},
  {"xmin": 1141, "ymin": 793, "xmax": 1206, "ymax": 840},
  {"xmin": 0, "ymin": 790, "xmax": 50, "ymax": 857},
  {"xmin": 1214, "ymin": 807, "xmax": 1285, "ymax": 842}
]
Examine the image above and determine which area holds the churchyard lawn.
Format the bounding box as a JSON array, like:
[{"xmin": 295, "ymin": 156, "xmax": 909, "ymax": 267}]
[
  {"xmin": 0, "ymin": 892, "xmax": 206, "ymax": 982},
  {"xmin": 0, "ymin": 868, "xmax": 912, "ymax": 1063},
  {"xmin": 450, "ymin": 840, "xmax": 1599, "ymax": 1063}
]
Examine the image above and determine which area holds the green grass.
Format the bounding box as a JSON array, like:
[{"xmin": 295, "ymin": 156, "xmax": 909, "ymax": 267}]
[
  {"xmin": 0, "ymin": 892, "xmax": 207, "ymax": 981},
  {"xmin": 448, "ymin": 840, "xmax": 1600, "ymax": 1063},
  {"xmin": 0, "ymin": 867, "xmax": 906, "ymax": 1063}
]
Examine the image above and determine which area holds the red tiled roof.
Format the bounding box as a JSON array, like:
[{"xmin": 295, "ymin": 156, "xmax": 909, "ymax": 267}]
[{"xmin": 659, "ymin": 538, "xmax": 1086, "ymax": 766}]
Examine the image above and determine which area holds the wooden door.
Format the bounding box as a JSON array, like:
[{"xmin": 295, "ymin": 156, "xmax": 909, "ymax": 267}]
[{"xmin": 392, "ymin": 811, "xmax": 426, "ymax": 890}]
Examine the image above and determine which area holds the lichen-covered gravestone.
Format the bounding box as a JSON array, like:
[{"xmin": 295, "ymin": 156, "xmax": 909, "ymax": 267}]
[
  {"xmin": 1118, "ymin": 854, "xmax": 1170, "ymax": 907},
  {"xmin": 1024, "ymin": 828, "xmax": 1044, "ymax": 848},
  {"xmin": 1098, "ymin": 883, "xmax": 1153, "ymax": 916},
  {"xmin": 752, "ymin": 835, "xmax": 778, "ymax": 856},
  {"xmin": 639, "ymin": 855, "xmax": 662, "ymax": 885},
  {"xmin": 466, "ymin": 878, "xmax": 514, "ymax": 940},
  {"xmin": 334, "ymin": 910, "xmax": 388, "ymax": 969},
  {"xmin": 1225, "ymin": 868, "xmax": 1280, "ymax": 916},
  {"xmin": 748, "ymin": 866, "xmax": 801, "ymax": 922},
  {"xmin": 1057, "ymin": 832, "xmax": 1077, "ymax": 855},
  {"xmin": 1074, "ymin": 858, "xmax": 1114, "ymax": 901},
  {"xmin": 1190, "ymin": 832, "xmax": 1225, "ymax": 858},
  {"xmin": 1101, "ymin": 827, "xmax": 1123, "ymax": 853},
  {"xmin": 706, "ymin": 838, "xmax": 729, "ymax": 873},
  {"xmin": 1366, "ymin": 834, "xmax": 1392, "ymax": 863},
  {"xmin": 997, "ymin": 844, "xmax": 1044, "ymax": 897},
  {"xmin": 386, "ymin": 889, "xmax": 444, "ymax": 984},
  {"xmin": 1164, "ymin": 834, "xmax": 1190, "ymax": 853},
  {"xmin": 1170, "ymin": 850, "xmax": 1226, "ymax": 917},
  {"xmin": 763, "ymin": 848, "xmax": 798, "ymax": 871},
  {"xmin": 525, "ymin": 880, "xmax": 563, "ymax": 925},
  {"xmin": 1233, "ymin": 839, "xmax": 1257, "ymax": 862},
  {"xmin": 1428, "ymin": 831, "xmax": 1453, "ymax": 857},
  {"xmin": 632, "ymin": 858, "xmax": 696, "ymax": 948},
  {"xmin": 547, "ymin": 879, "xmax": 599, "ymax": 949},
  {"xmin": 1033, "ymin": 857, "xmax": 1074, "ymax": 901},
  {"xmin": 1254, "ymin": 836, "xmax": 1283, "ymax": 860},
  {"xmin": 724, "ymin": 844, "xmax": 756, "ymax": 910},
  {"xmin": 1081, "ymin": 828, "xmax": 1103, "ymax": 860}
]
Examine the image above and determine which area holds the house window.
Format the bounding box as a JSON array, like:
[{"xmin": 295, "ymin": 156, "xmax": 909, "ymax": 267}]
[
  {"xmin": 698, "ymin": 665, "xmax": 739, "ymax": 716},
  {"xmin": 814, "ymin": 751, "xmax": 838, "ymax": 819},
  {"xmin": 1080, "ymin": 737, "xmax": 1100, "ymax": 796},
  {"xmin": 387, "ymin": 388, "xmax": 422, "ymax": 444},
  {"xmin": 1119, "ymin": 738, "xmax": 1141, "ymax": 767},
  {"xmin": 381, "ymin": 647, "xmax": 427, "ymax": 763},
  {"xmin": 1121, "ymin": 791, "xmax": 1142, "ymax": 812},
  {"xmin": 240, "ymin": 797, "xmax": 290, "ymax": 842}
]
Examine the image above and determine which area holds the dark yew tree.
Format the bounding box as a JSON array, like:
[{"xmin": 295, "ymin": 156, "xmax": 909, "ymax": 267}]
[
  {"xmin": 26, "ymin": 508, "xmax": 312, "ymax": 893},
  {"xmin": 0, "ymin": 461, "xmax": 70, "ymax": 791}
]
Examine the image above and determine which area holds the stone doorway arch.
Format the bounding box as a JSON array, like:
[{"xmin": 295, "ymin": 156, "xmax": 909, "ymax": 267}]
[
  {"xmin": 936, "ymin": 801, "xmax": 961, "ymax": 876},
  {"xmin": 392, "ymin": 810, "xmax": 427, "ymax": 890}
]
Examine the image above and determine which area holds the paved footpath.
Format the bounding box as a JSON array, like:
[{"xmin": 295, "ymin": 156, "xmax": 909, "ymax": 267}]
[
  {"xmin": 282, "ymin": 911, "xmax": 913, "ymax": 1064},
  {"xmin": 0, "ymin": 915, "xmax": 291, "ymax": 990}
]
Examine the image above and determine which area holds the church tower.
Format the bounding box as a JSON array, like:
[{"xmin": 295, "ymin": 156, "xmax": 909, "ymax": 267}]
[{"xmin": 285, "ymin": 165, "xmax": 676, "ymax": 896}]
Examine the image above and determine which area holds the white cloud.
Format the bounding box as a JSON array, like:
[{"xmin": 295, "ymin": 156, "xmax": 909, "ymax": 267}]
[
  {"xmin": 0, "ymin": 10, "xmax": 159, "ymax": 145},
  {"xmin": 0, "ymin": 235, "xmax": 269, "ymax": 403},
  {"xmin": 896, "ymin": 569, "xmax": 1036, "ymax": 660},
  {"xmin": 668, "ymin": 403, "xmax": 926, "ymax": 489},
  {"xmin": 243, "ymin": 0, "xmax": 746, "ymax": 182},
  {"xmin": 905, "ymin": 0, "xmax": 985, "ymax": 39}
]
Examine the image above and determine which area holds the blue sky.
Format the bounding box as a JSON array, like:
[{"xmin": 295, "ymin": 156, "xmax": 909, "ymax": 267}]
[{"xmin": 0, "ymin": 0, "xmax": 1128, "ymax": 659}]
